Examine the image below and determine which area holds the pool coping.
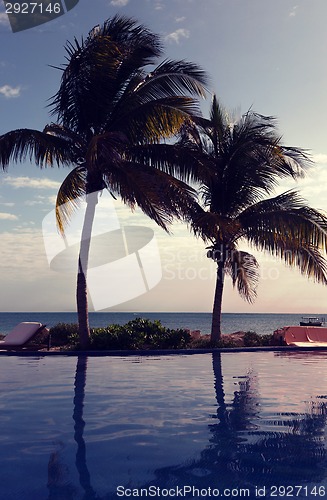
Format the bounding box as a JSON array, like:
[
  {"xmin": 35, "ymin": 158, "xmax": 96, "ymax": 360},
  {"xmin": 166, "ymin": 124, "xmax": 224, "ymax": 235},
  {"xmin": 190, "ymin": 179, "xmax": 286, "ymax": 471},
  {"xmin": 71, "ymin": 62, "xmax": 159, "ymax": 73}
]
[{"xmin": 1, "ymin": 345, "xmax": 327, "ymax": 356}]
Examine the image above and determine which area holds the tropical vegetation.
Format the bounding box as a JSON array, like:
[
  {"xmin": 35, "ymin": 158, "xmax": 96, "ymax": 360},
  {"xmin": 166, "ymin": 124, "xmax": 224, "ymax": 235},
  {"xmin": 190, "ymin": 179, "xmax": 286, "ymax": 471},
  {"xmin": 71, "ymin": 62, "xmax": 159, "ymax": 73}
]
[
  {"xmin": 182, "ymin": 96, "xmax": 327, "ymax": 342},
  {"xmin": 1, "ymin": 16, "xmax": 327, "ymax": 349},
  {"xmin": 44, "ymin": 320, "xmax": 276, "ymax": 350},
  {"xmin": 0, "ymin": 16, "xmax": 207, "ymax": 349},
  {"xmin": 49, "ymin": 318, "xmax": 192, "ymax": 350}
]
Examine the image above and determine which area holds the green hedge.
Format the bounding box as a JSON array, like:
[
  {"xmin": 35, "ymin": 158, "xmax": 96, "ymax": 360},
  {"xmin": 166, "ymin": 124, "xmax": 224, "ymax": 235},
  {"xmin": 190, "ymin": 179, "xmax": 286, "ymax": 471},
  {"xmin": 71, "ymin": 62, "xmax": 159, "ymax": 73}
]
[
  {"xmin": 48, "ymin": 321, "xmax": 277, "ymax": 350},
  {"xmin": 49, "ymin": 318, "xmax": 192, "ymax": 350},
  {"xmin": 90, "ymin": 318, "xmax": 191, "ymax": 350},
  {"xmin": 243, "ymin": 331, "xmax": 275, "ymax": 346},
  {"xmin": 49, "ymin": 322, "xmax": 79, "ymax": 346}
]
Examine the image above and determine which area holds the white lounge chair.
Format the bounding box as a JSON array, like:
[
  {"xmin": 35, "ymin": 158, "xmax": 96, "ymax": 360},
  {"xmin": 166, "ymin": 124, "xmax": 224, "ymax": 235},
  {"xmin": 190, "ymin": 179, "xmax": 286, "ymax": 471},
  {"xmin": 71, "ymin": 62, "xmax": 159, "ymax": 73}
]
[{"xmin": 0, "ymin": 322, "xmax": 50, "ymax": 350}]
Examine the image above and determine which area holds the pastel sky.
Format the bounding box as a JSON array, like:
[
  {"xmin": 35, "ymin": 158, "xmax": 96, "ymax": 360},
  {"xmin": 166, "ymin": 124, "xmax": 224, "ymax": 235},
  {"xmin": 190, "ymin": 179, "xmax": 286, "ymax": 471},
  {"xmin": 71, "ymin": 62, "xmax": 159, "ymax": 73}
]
[{"xmin": 1, "ymin": 0, "xmax": 327, "ymax": 313}]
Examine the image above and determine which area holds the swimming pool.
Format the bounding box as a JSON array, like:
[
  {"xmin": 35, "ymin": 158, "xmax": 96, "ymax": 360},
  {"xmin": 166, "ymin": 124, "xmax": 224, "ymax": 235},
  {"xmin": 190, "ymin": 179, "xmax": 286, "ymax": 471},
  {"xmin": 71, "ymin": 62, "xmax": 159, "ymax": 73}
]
[{"xmin": 0, "ymin": 351, "xmax": 327, "ymax": 499}]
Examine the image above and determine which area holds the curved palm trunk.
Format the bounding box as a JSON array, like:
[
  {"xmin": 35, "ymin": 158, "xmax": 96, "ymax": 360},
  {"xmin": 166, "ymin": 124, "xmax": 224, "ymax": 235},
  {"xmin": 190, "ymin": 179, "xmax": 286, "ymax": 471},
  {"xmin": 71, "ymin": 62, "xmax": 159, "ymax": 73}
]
[
  {"xmin": 211, "ymin": 260, "xmax": 225, "ymax": 343},
  {"xmin": 77, "ymin": 191, "xmax": 99, "ymax": 350}
]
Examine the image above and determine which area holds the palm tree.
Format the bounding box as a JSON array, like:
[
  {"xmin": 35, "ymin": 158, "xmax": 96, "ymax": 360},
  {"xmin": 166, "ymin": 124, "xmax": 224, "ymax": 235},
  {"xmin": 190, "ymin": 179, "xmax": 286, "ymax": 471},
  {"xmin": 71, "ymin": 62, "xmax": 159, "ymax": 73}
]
[
  {"xmin": 0, "ymin": 16, "xmax": 208, "ymax": 349},
  {"xmin": 182, "ymin": 96, "xmax": 327, "ymax": 342}
]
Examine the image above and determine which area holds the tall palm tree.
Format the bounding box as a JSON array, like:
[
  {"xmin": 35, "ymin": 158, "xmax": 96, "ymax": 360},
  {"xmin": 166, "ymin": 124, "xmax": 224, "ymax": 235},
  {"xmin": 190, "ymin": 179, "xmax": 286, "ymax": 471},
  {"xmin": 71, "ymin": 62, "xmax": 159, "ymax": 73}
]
[
  {"xmin": 0, "ymin": 16, "xmax": 207, "ymax": 349},
  {"xmin": 183, "ymin": 96, "xmax": 327, "ymax": 342}
]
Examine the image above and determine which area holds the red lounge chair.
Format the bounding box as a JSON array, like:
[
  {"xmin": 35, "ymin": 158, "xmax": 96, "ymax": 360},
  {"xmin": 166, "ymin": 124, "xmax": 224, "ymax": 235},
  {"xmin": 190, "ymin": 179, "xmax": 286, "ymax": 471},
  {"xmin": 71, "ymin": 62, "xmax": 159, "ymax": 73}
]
[{"xmin": 281, "ymin": 326, "xmax": 327, "ymax": 347}]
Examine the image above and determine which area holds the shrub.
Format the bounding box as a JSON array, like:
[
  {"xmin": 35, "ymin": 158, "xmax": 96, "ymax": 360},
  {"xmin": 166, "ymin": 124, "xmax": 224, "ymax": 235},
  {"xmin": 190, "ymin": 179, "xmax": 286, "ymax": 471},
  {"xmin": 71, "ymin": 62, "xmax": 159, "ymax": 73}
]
[
  {"xmin": 49, "ymin": 323, "xmax": 79, "ymax": 347},
  {"xmin": 243, "ymin": 331, "xmax": 262, "ymax": 347},
  {"xmin": 189, "ymin": 336, "xmax": 212, "ymax": 349},
  {"xmin": 150, "ymin": 328, "xmax": 191, "ymax": 349},
  {"xmin": 89, "ymin": 318, "xmax": 192, "ymax": 350},
  {"xmin": 90, "ymin": 324, "xmax": 143, "ymax": 350},
  {"xmin": 29, "ymin": 327, "xmax": 52, "ymax": 347},
  {"xmin": 214, "ymin": 337, "xmax": 239, "ymax": 348},
  {"xmin": 47, "ymin": 321, "xmax": 277, "ymax": 350},
  {"xmin": 260, "ymin": 334, "xmax": 275, "ymax": 346},
  {"xmin": 243, "ymin": 331, "xmax": 275, "ymax": 347}
]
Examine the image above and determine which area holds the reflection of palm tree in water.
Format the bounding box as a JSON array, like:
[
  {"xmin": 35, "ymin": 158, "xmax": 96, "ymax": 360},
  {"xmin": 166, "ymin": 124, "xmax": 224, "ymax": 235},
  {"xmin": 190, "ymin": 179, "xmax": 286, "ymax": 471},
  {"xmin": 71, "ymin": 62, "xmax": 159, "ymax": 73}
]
[
  {"xmin": 47, "ymin": 356, "xmax": 98, "ymax": 500},
  {"xmin": 73, "ymin": 356, "xmax": 98, "ymax": 500},
  {"xmin": 49, "ymin": 353, "xmax": 327, "ymax": 498},
  {"xmin": 147, "ymin": 353, "xmax": 327, "ymax": 492}
]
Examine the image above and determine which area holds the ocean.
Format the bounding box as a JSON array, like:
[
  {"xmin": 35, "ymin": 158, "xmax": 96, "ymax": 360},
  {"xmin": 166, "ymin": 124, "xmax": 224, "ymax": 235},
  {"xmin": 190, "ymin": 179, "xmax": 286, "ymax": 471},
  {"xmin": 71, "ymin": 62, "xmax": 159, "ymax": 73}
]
[{"xmin": 0, "ymin": 311, "xmax": 324, "ymax": 336}]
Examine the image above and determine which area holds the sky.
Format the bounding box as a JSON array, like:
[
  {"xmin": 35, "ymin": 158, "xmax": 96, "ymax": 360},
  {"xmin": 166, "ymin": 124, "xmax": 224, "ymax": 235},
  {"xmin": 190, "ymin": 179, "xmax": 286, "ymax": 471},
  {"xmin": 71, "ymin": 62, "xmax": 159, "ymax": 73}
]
[{"xmin": 1, "ymin": 0, "xmax": 327, "ymax": 314}]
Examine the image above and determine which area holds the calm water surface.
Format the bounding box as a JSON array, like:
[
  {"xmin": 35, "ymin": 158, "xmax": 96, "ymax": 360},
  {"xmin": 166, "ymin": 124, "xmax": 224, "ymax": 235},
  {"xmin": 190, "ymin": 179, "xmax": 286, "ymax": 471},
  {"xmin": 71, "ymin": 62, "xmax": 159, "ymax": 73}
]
[{"xmin": 1, "ymin": 351, "xmax": 327, "ymax": 499}]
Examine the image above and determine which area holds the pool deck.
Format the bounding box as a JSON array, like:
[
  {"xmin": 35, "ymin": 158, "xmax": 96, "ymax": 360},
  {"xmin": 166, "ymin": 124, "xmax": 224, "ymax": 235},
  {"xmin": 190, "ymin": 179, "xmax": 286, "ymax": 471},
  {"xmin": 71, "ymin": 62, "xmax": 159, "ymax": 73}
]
[{"xmin": 1, "ymin": 345, "xmax": 327, "ymax": 356}]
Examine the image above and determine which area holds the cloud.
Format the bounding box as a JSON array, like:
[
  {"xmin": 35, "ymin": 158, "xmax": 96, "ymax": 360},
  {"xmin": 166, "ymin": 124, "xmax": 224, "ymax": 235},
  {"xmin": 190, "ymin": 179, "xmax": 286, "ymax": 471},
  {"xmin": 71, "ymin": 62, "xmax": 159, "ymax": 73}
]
[
  {"xmin": 274, "ymin": 159, "xmax": 327, "ymax": 212},
  {"xmin": 24, "ymin": 195, "xmax": 53, "ymax": 206},
  {"xmin": 0, "ymin": 202, "xmax": 15, "ymax": 207},
  {"xmin": 165, "ymin": 28, "xmax": 190, "ymax": 44},
  {"xmin": 24, "ymin": 200, "xmax": 44, "ymax": 206},
  {"xmin": 48, "ymin": 195, "xmax": 58, "ymax": 205},
  {"xmin": 289, "ymin": 5, "xmax": 298, "ymax": 17},
  {"xmin": 2, "ymin": 176, "xmax": 61, "ymax": 190},
  {"xmin": 0, "ymin": 229, "xmax": 49, "ymax": 276},
  {"xmin": 312, "ymin": 153, "xmax": 327, "ymax": 164},
  {"xmin": 110, "ymin": 0, "xmax": 129, "ymax": 6},
  {"xmin": 0, "ymin": 85, "xmax": 21, "ymax": 98},
  {"xmin": 175, "ymin": 16, "xmax": 186, "ymax": 23},
  {"xmin": 0, "ymin": 213, "xmax": 18, "ymax": 220}
]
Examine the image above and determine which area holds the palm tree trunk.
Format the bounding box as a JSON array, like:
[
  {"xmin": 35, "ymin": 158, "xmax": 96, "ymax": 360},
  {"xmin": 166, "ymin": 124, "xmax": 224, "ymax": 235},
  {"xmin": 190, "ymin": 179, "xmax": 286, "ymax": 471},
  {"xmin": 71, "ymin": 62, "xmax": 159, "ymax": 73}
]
[
  {"xmin": 211, "ymin": 260, "xmax": 225, "ymax": 343},
  {"xmin": 77, "ymin": 191, "xmax": 98, "ymax": 350}
]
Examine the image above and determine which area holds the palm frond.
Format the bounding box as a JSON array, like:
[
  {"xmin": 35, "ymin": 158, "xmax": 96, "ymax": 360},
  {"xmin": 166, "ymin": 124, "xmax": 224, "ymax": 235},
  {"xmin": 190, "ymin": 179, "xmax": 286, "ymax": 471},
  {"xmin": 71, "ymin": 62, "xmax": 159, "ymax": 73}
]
[
  {"xmin": 209, "ymin": 94, "xmax": 229, "ymax": 152},
  {"xmin": 285, "ymin": 244, "xmax": 327, "ymax": 284},
  {"xmin": 49, "ymin": 38, "xmax": 122, "ymax": 134},
  {"xmin": 43, "ymin": 123, "xmax": 86, "ymax": 152},
  {"xmin": 92, "ymin": 15, "xmax": 163, "ymax": 63},
  {"xmin": 132, "ymin": 59, "xmax": 208, "ymax": 100},
  {"xmin": 187, "ymin": 101, "xmax": 312, "ymax": 217},
  {"xmin": 56, "ymin": 165, "xmax": 87, "ymax": 234},
  {"xmin": 238, "ymin": 191, "xmax": 327, "ymax": 250},
  {"xmin": 128, "ymin": 142, "xmax": 213, "ymax": 185},
  {"xmin": 50, "ymin": 17, "xmax": 202, "ymax": 136},
  {"xmin": 85, "ymin": 131, "xmax": 127, "ymax": 171},
  {"xmin": 101, "ymin": 161, "xmax": 197, "ymax": 232},
  {"xmin": 0, "ymin": 128, "xmax": 76, "ymax": 169},
  {"xmin": 189, "ymin": 210, "xmax": 240, "ymax": 243},
  {"xmin": 109, "ymin": 58, "xmax": 208, "ymax": 141},
  {"xmin": 237, "ymin": 191, "xmax": 327, "ymax": 284},
  {"xmin": 225, "ymin": 250, "xmax": 259, "ymax": 302},
  {"xmin": 113, "ymin": 97, "xmax": 203, "ymax": 143}
]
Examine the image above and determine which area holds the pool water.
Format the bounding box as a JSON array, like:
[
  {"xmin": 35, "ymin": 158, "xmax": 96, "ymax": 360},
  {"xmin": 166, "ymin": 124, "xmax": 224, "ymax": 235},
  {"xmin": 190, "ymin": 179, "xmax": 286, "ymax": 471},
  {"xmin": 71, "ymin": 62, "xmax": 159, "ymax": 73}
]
[{"xmin": 1, "ymin": 351, "xmax": 327, "ymax": 499}]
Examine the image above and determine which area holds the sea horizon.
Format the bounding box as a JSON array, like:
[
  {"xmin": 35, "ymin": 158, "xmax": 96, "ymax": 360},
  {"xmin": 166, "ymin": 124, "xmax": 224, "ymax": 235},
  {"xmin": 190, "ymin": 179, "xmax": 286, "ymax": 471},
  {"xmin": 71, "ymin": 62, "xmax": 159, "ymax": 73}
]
[{"xmin": 1, "ymin": 311, "xmax": 326, "ymax": 336}]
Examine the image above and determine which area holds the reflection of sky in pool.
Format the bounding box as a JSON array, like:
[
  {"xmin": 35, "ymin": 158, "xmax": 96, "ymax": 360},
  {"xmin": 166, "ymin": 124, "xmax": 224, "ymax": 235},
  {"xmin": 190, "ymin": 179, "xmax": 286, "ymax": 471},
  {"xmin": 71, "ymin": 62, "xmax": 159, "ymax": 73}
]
[{"xmin": 1, "ymin": 351, "xmax": 327, "ymax": 499}]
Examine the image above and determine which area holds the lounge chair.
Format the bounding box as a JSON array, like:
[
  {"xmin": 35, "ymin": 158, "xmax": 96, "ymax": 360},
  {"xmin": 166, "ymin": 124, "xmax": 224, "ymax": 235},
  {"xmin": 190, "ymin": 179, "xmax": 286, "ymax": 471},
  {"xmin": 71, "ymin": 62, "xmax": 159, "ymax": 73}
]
[
  {"xmin": 0, "ymin": 322, "xmax": 50, "ymax": 351},
  {"xmin": 278, "ymin": 325, "xmax": 327, "ymax": 347}
]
